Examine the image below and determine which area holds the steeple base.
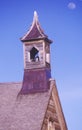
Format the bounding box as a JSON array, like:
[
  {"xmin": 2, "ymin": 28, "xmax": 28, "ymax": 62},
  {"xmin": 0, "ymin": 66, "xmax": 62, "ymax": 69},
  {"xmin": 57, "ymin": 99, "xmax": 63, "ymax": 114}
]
[{"xmin": 19, "ymin": 68, "xmax": 51, "ymax": 94}]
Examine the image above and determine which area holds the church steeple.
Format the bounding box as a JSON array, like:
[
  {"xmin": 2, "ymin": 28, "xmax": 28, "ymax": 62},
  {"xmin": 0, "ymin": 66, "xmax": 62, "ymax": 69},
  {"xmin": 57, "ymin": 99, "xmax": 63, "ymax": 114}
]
[{"xmin": 20, "ymin": 11, "xmax": 52, "ymax": 94}]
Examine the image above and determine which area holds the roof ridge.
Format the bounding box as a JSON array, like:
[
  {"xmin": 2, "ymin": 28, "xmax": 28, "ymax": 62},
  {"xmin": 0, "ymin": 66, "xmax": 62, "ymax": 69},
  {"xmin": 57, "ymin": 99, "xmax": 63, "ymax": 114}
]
[{"xmin": 0, "ymin": 82, "xmax": 22, "ymax": 85}]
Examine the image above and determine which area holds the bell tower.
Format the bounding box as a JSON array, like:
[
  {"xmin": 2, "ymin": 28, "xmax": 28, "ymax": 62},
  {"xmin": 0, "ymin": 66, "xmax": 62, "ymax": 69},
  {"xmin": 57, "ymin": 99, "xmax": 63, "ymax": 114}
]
[{"xmin": 20, "ymin": 11, "xmax": 52, "ymax": 94}]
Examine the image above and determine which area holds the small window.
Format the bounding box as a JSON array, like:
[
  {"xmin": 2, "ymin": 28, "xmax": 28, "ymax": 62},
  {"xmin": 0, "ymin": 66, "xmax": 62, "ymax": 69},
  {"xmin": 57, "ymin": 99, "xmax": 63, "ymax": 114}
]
[
  {"xmin": 48, "ymin": 121, "xmax": 54, "ymax": 130},
  {"xmin": 30, "ymin": 47, "xmax": 39, "ymax": 62}
]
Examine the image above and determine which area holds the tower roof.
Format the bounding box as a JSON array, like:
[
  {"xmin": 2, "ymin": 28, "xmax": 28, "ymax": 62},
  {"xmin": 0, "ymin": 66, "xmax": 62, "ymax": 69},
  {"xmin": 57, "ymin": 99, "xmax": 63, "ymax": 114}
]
[{"xmin": 21, "ymin": 11, "xmax": 52, "ymax": 43}]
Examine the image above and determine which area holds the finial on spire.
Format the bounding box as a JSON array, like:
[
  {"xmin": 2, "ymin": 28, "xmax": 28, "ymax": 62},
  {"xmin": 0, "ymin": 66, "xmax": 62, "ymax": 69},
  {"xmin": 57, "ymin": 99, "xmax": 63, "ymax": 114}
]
[{"xmin": 33, "ymin": 11, "xmax": 38, "ymax": 22}]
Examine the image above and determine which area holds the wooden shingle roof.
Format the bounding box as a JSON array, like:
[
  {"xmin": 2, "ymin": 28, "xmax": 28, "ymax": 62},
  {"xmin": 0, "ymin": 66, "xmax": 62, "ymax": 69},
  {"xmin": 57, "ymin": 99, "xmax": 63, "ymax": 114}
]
[
  {"xmin": 0, "ymin": 80, "xmax": 67, "ymax": 130},
  {"xmin": 0, "ymin": 82, "xmax": 51, "ymax": 130}
]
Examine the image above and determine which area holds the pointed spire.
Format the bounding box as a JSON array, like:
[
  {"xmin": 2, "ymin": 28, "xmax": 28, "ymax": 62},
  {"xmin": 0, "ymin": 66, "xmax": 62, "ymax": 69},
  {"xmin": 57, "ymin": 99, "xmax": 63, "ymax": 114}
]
[
  {"xmin": 21, "ymin": 11, "xmax": 52, "ymax": 43},
  {"xmin": 33, "ymin": 11, "xmax": 38, "ymax": 23}
]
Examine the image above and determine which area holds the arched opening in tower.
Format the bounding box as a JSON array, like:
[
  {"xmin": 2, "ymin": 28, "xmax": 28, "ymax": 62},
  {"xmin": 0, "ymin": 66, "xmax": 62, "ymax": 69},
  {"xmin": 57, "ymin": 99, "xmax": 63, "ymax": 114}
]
[{"xmin": 30, "ymin": 47, "xmax": 39, "ymax": 62}]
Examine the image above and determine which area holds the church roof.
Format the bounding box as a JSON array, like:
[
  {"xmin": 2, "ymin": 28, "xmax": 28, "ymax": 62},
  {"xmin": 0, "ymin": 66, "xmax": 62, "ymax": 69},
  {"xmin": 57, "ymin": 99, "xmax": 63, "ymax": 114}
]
[
  {"xmin": 21, "ymin": 11, "xmax": 52, "ymax": 43},
  {"xmin": 0, "ymin": 80, "xmax": 67, "ymax": 130},
  {"xmin": 0, "ymin": 81, "xmax": 51, "ymax": 130}
]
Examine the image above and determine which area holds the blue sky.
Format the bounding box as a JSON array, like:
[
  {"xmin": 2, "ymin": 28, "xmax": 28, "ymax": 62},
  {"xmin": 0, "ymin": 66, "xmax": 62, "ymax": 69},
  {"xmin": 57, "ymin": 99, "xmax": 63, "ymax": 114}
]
[{"xmin": 0, "ymin": 0, "xmax": 82, "ymax": 130}]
